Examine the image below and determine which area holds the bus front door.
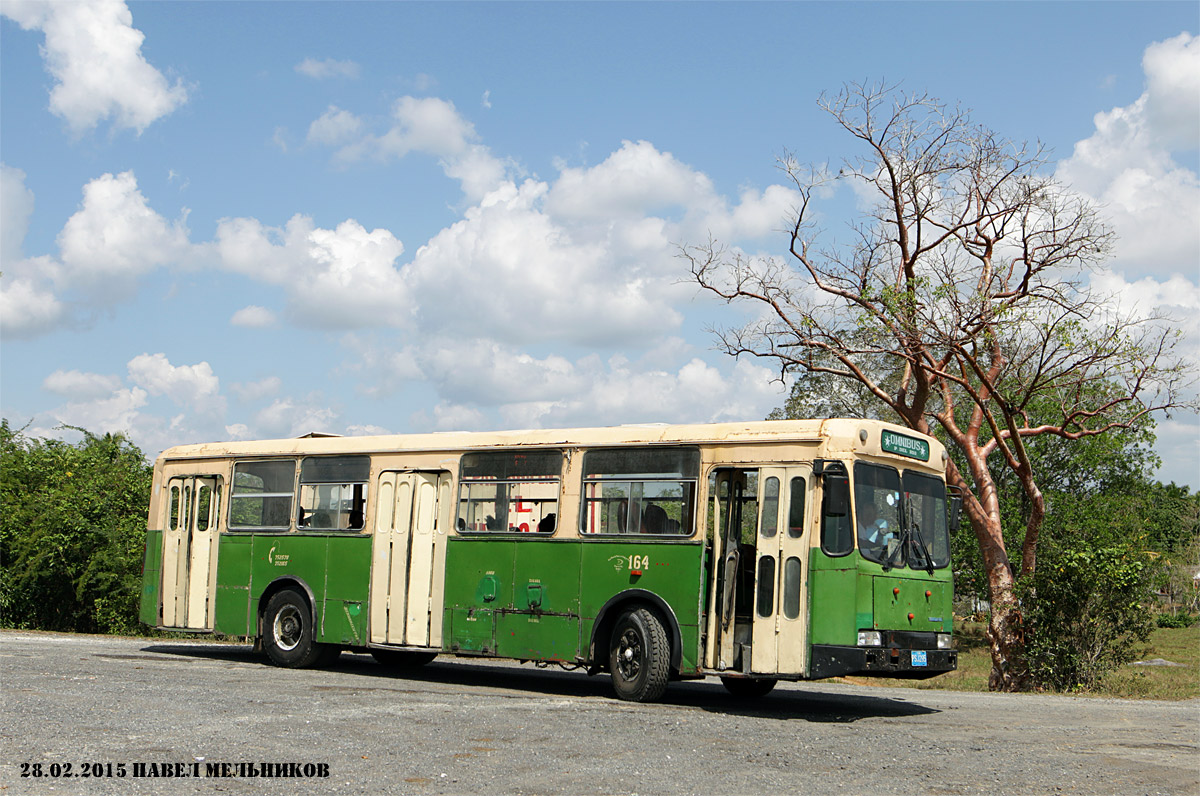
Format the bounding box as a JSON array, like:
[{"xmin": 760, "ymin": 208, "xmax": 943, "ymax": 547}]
[
  {"xmin": 713, "ymin": 466, "xmax": 811, "ymax": 676},
  {"xmin": 748, "ymin": 466, "xmax": 811, "ymax": 675},
  {"xmin": 713, "ymin": 469, "xmax": 752, "ymax": 671},
  {"xmin": 369, "ymin": 471, "xmax": 452, "ymax": 649},
  {"xmin": 161, "ymin": 475, "xmax": 222, "ymax": 630}
]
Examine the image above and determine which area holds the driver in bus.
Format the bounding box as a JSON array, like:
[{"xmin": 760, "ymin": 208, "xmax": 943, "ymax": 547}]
[{"xmin": 857, "ymin": 500, "xmax": 893, "ymax": 556}]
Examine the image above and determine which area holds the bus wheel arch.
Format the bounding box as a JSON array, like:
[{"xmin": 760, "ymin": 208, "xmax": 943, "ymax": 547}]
[
  {"xmin": 589, "ymin": 590, "xmax": 682, "ymax": 676},
  {"xmin": 257, "ymin": 577, "xmax": 334, "ymax": 668}
]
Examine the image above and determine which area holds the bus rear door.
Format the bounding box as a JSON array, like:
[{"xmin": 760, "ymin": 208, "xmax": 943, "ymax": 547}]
[
  {"xmin": 161, "ymin": 475, "xmax": 222, "ymax": 630},
  {"xmin": 369, "ymin": 471, "xmax": 452, "ymax": 649}
]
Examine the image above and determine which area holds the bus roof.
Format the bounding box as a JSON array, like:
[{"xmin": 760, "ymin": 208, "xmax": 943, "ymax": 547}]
[{"xmin": 156, "ymin": 418, "xmax": 945, "ymax": 467}]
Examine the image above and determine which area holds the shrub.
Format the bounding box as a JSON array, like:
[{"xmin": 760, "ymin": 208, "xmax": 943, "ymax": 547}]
[{"xmin": 1155, "ymin": 612, "xmax": 1198, "ymax": 629}]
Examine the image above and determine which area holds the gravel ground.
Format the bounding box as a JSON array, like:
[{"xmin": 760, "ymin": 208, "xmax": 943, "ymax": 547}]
[{"xmin": 1, "ymin": 631, "xmax": 1196, "ymax": 795}]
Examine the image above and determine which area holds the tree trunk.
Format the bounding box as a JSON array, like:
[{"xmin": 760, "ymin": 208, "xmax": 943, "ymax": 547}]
[
  {"xmin": 952, "ymin": 458, "xmax": 1029, "ymax": 691},
  {"xmin": 983, "ymin": 553, "xmax": 1027, "ymax": 691}
]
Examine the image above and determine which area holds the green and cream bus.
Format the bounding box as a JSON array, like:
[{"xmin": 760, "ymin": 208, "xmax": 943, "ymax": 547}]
[{"xmin": 140, "ymin": 419, "xmax": 959, "ymax": 702}]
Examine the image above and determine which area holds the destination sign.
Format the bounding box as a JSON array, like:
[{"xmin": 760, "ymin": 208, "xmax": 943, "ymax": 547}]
[{"xmin": 880, "ymin": 429, "xmax": 930, "ymax": 461}]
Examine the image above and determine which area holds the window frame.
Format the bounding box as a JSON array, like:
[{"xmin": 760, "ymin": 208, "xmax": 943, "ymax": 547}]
[
  {"xmin": 579, "ymin": 446, "xmax": 700, "ymax": 539},
  {"xmin": 455, "ymin": 449, "xmax": 563, "ymax": 535},
  {"xmin": 853, "ymin": 460, "xmax": 904, "ymax": 567},
  {"xmin": 297, "ymin": 455, "xmax": 371, "ymax": 533},
  {"xmin": 227, "ymin": 458, "xmax": 297, "ymax": 532}
]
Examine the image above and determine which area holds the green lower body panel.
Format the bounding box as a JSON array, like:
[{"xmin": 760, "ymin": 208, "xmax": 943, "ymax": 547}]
[
  {"xmin": 139, "ymin": 530, "xmax": 163, "ymax": 628},
  {"xmin": 322, "ymin": 599, "xmax": 366, "ymax": 646},
  {"xmin": 442, "ymin": 536, "xmax": 705, "ymax": 672},
  {"xmin": 448, "ymin": 608, "xmax": 495, "ymax": 654},
  {"xmin": 496, "ymin": 612, "xmax": 579, "ymax": 661},
  {"xmin": 214, "ymin": 534, "xmax": 254, "ymax": 636}
]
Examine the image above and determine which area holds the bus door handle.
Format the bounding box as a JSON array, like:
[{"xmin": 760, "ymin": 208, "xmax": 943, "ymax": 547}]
[
  {"xmin": 526, "ymin": 582, "xmax": 543, "ymax": 609},
  {"xmin": 722, "ymin": 550, "xmax": 739, "ymax": 628}
]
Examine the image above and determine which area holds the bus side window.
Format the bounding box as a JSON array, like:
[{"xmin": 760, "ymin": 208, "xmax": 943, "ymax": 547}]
[
  {"xmin": 817, "ymin": 462, "xmax": 852, "ymax": 556},
  {"xmin": 230, "ymin": 460, "xmax": 295, "ymax": 530},
  {"xmin": 579, "ymin": 447, "xmax": 699, "ymax": 536},
  {"xmin": 457, "ymin": 450, "xmax": 562, "ymax": 533},
  {"xmin": 299, "ymin": 455, "xmax": 371, "ymax": 531}
]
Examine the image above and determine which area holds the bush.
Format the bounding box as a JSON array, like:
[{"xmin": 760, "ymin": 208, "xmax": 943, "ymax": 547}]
[
  {"xmin": 1155, "ymin": 612, "xmax": 1198, "ymax": 629},
  {"xmin": 1019, "ymin": 494, "xmax": 1159, "ymax": 691},
  {"xmin": 0, "ymin": 421, "xmax": 152, "ymax": 633}
]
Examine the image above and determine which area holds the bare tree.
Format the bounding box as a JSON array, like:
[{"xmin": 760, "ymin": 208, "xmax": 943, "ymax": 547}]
[{"xmin": 683, "ymin": 82, "xmax": 1196, "ymax": 691}]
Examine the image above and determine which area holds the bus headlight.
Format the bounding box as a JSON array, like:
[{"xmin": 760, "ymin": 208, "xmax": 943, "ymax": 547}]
[
  {"xmin": 937, "ymin": 633, "xmax": 953, "ymax": 649},
  {"xmin": 857, "ymin": 630, "xmax": 882, "ymax": 647}
]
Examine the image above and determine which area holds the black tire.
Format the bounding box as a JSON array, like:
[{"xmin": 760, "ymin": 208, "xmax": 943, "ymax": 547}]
[
  {"xmin": 262, "ymin": 589, "xmax": 326, "ymax": 668},
  {"xmin": 371, "ymin": 649, "xmax": 437, "ymax": 667},
  {"xmin": 720, "ymin": 676, "xmax": 777, "ymax": 698},
  {"xmin": 609, "ymin": 607, "xmax": 671, "ymax": 702}
]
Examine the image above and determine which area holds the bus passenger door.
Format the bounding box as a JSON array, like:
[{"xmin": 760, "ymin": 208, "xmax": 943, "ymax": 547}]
[
  {"xmin": 161, "ymin": 475, "xmax": 222, "ymax": 630},
  {"xmin": 749, "ymin": 466, "xmax": 811, "ymax": 675},
  {"xmin": 712, "ymin": 469, "xmax": 753, "ymax": 671},
  {"xmin": 370, "ymin": 471, "xmax": 451, "ymax": 648}
]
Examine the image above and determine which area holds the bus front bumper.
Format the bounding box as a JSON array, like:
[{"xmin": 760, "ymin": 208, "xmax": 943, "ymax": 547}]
[{"xmin": 810, "ymin": 644, "xmax": 957, "ymax": 680}]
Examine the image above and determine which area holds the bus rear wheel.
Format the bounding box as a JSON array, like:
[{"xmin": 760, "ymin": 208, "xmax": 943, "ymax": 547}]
[
  {"xmin": 609, "ymin": 607, "xmax": 670, "ymax": 702},
  {"xmin": 720, "ymin": 676, "xmax": 777, "ymax": 698},
  {"xmin": 263, "ymin": 589, "xmax": 328, "ymax": 668}
]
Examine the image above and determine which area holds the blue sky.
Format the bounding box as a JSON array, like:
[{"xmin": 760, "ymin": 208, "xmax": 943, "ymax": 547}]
[{"xmin": 2, "ymin": 1, "xmax": 1197, "ymax": 488}]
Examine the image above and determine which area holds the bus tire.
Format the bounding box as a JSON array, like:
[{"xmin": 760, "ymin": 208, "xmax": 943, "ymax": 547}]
[
  {"xmin": 609, "ymin": 607, "xmax": 670, "ymax": 702},
  {"xmin": 720, "ymin": 676, "xmax": 777, "ymax": 698},
  {"xmin": 371, "ymin": 649, "xmax": 437, "ymax": 667},
  {"xmin": 263, "ymin": 589, "xmax": 325, "ymax": 668}
]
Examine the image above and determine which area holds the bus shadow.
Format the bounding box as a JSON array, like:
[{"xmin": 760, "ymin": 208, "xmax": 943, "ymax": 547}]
[{"xmin": 141, "ymin": 643, "xmax": 939, "ymax": 723}]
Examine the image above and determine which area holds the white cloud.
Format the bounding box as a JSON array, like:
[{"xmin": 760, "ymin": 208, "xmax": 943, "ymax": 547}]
[
  {"xmin": 1057, "ymin": 32, "xmax": 1200, "ymax": 279},
  {"xmin": 254, "ymin": 398, "xmax": 338, "ymax": 439},
  {"xmin": 319, "ymin": 96, "xmax": 510, "ymax": 202},
  {"xmin": 0, "ymin": 271, "xmax": 66, "ymax": 338},
  {"xmin": 127, "ymin": 352, "xmax": 225, "ymax": 416},
  {"xmin": 295, "ymin": 57, "xmax": 360, "ymax": 80},
  {"xmin": 0, "ymin": 169, "xmax": 189, "ymax": 334},
  {"xmin": 307, "ymin": 105, "xmax": 363, "ymax": 146},
  {"xmin": 547, "ymin": 140, "xmax": 716, "ymax": 221},
  {"xmin": 230, "ymin": 305, "xmax": 277, "ymax": 328},
  {"xmin": 37, "ymin": 386, "xmax": 149, "ymax": 438},
  {"xmin": 1, "ymin": 164, "xmax": 35, "ymax": 266},
  {"xmin": 0, "ymin": 164, "xmax": 66, "ymax": 337},
  {"xmin": 42, "ymin": 369, "xmax": 123, "ymax": 400},
  {"xmin": 56, "ymin": 171, "xmax": 190, "ymax": 296},
  {"xmin": 214, "ymin": 214, "xmax": 410, "ymax": 329},
  {"xmin": 360, "ymin": 334, "xmax": 788, "ymax": 433},
  {"xmin": 2, "ymin": 0, "xmax": 187, "ymax": 134},
  {"xmin": 231, "ymin": 376, "xmax": 282, "ymax": 403}
]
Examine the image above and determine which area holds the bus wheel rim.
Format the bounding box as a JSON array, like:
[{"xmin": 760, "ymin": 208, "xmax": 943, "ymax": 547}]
[
  {"xmin": 274, "ymin": 605, "xmax": 303, "ymax": 651},
  {"xmin": 617, "ymin": 627, "xmax": 642, "ymax": 681}
]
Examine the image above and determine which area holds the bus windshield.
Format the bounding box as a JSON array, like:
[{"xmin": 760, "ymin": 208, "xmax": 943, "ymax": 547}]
[{"xmin": 854, "ymin": 462, "xmax": 950, "ymax": 570}]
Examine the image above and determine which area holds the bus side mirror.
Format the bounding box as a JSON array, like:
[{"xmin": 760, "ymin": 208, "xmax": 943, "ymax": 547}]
[
  {"xmin": 823, "ymin": 474, "xmax": 849, "ymax": 518},
  {"xmin": 947, "ymin": 489, "xmax": 963, "ymax": 533},
  {"xmin": 815, "ymin": 460, "xmax": 850, "ymax": 518}
]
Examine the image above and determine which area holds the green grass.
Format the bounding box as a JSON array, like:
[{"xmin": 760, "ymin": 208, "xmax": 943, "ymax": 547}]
[{"xmin": 840, "ymin": 621, "xmax": 1199, "ymax": 699}]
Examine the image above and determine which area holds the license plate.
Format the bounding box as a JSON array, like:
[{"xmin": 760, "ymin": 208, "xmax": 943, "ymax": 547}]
[{"xmin": 911, "ymin": 650, "xmax": 927, "ymax": 667}]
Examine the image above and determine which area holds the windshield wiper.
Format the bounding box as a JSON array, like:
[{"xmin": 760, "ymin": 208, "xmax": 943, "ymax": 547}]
[{"xmin": 905, "ymin": 502, "xmax": 935, "ymax": 574}]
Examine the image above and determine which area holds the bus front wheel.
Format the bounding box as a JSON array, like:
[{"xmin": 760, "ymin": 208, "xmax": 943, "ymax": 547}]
[
  {"xmin": 263, "ymin": 589, "xmax": 327, "ymax": 668},
  {"xmin": 609, "ymin": 607, "xmax": 670, "ymax": 702}
]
